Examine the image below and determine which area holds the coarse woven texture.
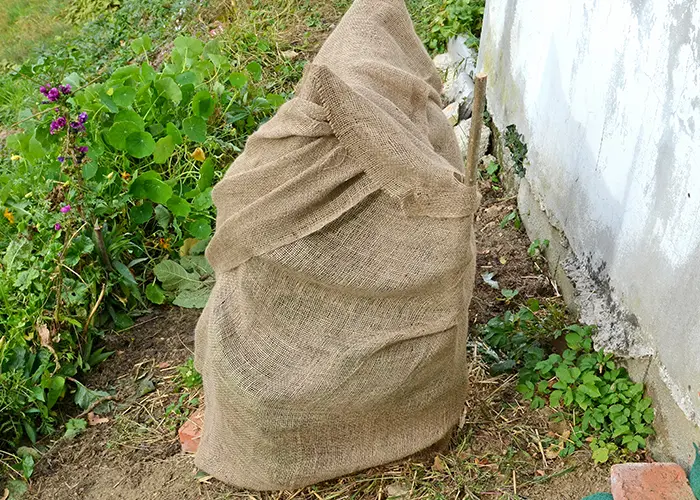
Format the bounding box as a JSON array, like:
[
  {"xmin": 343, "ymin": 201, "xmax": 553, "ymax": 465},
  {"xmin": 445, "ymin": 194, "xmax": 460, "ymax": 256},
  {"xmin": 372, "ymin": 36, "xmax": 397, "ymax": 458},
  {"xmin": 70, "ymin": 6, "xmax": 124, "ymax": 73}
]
[{"xmin": 194, "ymin": 0, "xmax": 480, "ymax": 491}]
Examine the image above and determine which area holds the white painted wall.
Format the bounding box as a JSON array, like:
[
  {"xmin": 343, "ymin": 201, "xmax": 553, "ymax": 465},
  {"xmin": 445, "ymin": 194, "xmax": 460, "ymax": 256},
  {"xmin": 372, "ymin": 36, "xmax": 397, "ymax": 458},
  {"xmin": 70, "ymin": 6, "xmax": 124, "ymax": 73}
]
[{"xmin": 478, "ymin": 0, "xmax": 700, "ymax": 460}]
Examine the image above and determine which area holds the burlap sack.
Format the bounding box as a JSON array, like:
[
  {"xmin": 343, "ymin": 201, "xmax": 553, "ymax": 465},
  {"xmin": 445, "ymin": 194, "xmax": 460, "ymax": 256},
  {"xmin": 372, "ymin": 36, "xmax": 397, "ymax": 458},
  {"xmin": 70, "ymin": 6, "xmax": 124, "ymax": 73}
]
[{"xmin": 194, "ymin": 0, "xmax": 480, "ymax": 490}]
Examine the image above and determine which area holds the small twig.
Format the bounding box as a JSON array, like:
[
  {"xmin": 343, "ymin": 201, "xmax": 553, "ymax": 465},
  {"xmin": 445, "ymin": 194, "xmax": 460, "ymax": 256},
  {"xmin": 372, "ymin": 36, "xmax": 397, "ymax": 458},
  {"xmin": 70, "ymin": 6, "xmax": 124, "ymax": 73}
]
[
  {"xmin": 512, "ymin": 469, "xmax": 517, "ymax": 497},
  {"xmin": 535, "ymin": 429, "xmax": 548, "ymax": 468}
]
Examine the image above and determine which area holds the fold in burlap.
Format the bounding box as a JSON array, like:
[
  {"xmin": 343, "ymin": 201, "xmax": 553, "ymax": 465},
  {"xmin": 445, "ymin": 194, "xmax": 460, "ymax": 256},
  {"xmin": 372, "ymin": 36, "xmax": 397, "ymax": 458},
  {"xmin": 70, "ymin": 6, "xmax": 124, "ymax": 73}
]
[{"xmin": 194, "ymin": 0, "xmax": 479, "ymax": 490}]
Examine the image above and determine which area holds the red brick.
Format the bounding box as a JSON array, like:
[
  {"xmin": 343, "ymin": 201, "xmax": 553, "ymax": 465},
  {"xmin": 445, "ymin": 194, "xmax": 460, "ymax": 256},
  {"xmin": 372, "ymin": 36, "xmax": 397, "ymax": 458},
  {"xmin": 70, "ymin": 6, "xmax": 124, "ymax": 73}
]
[
  {"xmin": 178, "ymin": 407, "xmax": 205, "ymax": 454},
  {"xmin": 611, "ymin": 463, "xmax": 695, "ymax": 500}
]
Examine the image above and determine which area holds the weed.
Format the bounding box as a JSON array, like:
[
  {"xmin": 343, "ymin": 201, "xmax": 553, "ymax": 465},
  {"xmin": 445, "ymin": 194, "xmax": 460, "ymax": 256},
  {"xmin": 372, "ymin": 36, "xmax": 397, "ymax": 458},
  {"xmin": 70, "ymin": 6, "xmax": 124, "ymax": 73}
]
[
  {"xmin": 528, "ymin": 239, "xmax": 550, "ymax": 258},
  {"xmin": 176, "ymin": 357, "xmax": 202, "ymax": 389},
  {"xmin": 480, "ymin": 300, "xmax": 655, "ymax": 463},
  {"xmin": 500, "ymin": 209, "xmax": 522, "ymax": 230}
]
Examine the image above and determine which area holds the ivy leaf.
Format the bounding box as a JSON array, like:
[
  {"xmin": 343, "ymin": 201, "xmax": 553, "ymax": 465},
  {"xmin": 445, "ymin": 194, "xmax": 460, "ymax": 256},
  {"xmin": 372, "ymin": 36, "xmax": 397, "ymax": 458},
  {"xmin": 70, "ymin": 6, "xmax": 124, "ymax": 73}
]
[{"xmin": 183, "ymin": 116, "xmax": 207, "ymax": 143}]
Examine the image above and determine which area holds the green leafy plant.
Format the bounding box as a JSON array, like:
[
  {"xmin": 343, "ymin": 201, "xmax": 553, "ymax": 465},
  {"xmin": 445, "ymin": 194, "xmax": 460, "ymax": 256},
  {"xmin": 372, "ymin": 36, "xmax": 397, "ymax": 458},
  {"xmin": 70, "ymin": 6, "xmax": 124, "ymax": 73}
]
[
  {"xmin": 485, "ymin": 160, "xmax": 500, "ymax": 189},
  {"xmin": 176, "ymin": 357, "xmax": 202, "ymax": 389},
  {"xmin": 424, "ymin": 0, "xmax": 485, "ymax": 53},
  {"xmin": 0, "ymin": 32, "xmax": 283, "ymax": 458},
  {"xmin": 500, "ymin": 210, "xmax": 522, "ymax": 230},
  {"xmin": 481, "ymin": 302, "xmax": 655, "ymax": 463},
  {"xmin": 527, "ymin": 239, "xmax": 549, "ymax": 258}
]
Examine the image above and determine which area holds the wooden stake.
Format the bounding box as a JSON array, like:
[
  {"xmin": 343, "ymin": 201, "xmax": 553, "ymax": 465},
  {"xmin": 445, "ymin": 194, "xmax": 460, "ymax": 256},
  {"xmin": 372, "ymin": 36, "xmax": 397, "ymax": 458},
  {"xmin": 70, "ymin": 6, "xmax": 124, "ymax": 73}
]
[{"xmin": 466, "ymin": 73, "xmax": 488, "ymax": 187}]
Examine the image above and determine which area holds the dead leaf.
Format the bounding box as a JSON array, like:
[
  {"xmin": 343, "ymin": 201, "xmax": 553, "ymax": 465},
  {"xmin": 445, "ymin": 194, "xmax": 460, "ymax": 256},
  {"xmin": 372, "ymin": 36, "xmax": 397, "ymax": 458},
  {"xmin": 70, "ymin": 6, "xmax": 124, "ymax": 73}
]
[
  {"xmin": 433, "ymin": 455, "xmax": 445, "ymax": 472},
  {"xmin": 545, "ymin": 446, "xmax": 560, "ymax": 460},
  {"xmin": 179, "ymin": 238, "xmax": 200, "ymax": 257},
  {"xmin": 2, "ymin": 488, "xmax": 9, "ymax": 500},
  {"xmin": 536, "ymin": 470, "xmax": 545, "ymax": 476},
  {"xmin": 158, "ymin": 361, "xmax": 171, "ymax": 369},
  {"xmin": 37, "ymin": 323, "xmax": 52, "ymax": 348},
  {"xmin": 386, "ymin": 482, "xmax": 410, "ymax": 498},
  {"xmin": 197, "ymin": 475, "xmax": 214, "ymax": 484},
  {"xmin": 87, "ymin": 412, "xmax": 109, "ymax": 426},
  {"xmin": 281, "ymin": 50, "xmax": 299, "ymax": 60}
]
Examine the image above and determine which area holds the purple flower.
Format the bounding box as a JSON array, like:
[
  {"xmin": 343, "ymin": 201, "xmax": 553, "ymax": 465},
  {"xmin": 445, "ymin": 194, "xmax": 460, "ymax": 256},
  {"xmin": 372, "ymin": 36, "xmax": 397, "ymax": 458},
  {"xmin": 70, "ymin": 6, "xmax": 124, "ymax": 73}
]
[
  {"xmin": 50, "ymin": 116, "xmax": 67, "ymax": 135},
  {"xmin": 78, "ymin": 112, "xmax": 88, "ymax": 124},
  {"xmin": 47, "ymin": 88, "xmax": 60, "ymax": 102},
  {"xmin": 70, "ymin": 121, "xmax": 84, "ymax": 131},
  {"xmin": 78, "ymin": 146, "xmax": 89, "ymax": 154},
  {"xmin": 54, "ymin": 223, "xmax": 62, "ymax": 231},
  {"xmin": 57, "ymin": 156, "xmax": 65, "ymax": 163},
  {"xmin": 40, "ymin": 86, "xmax": 49, "ymax": 96},
  {"xmin": 60, "ymin": 84, "xmax": 72, "ymax": 95},
  {"xmin": 60, "ymin": 204, "xmax": 71, "ymax": 213}
]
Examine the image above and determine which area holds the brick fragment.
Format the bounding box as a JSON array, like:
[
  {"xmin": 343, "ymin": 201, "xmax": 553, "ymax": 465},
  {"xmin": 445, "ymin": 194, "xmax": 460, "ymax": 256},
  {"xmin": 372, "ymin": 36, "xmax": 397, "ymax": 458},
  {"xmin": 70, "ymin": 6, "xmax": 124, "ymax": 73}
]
[
  {"xmin": 178, "ymin": 407, "xmax": 205, "ymax": 454},
  {"xmin": 611, "ymin": 462, "xmax": 695, "ymax": 500}
]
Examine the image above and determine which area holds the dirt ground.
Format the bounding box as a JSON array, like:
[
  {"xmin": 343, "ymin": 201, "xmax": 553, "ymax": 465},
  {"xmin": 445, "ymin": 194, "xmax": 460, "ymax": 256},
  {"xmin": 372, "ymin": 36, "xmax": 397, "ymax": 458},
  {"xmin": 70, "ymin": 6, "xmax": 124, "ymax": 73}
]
[{"xmin": 19, "ymin": 180, "xmax": 613, "ymax": 500}]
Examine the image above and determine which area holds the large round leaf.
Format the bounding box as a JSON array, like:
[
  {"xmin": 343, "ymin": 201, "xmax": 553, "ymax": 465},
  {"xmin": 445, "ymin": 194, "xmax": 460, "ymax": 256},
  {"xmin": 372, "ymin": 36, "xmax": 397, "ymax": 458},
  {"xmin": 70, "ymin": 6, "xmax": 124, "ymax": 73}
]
[
  {"xmin": 192, "ymin": 90, "xmax": 216, "ymax": 118},
  {"xmin": 130, "ymin": 201, "xmax": 153, "ymax": 224},
  {"xmin": 187, "ymin": 218, "xmax": 212, "ymax": 239},
  {"xmin": 155, "ymin": 77, "xmax": 182, "ymax": 104},
  {"xmin": 166, "ymin": 123, "xmax": 183, "ymax": 145},
  {"xmin": 106, "ymin": 121, "xmax": 141, "ymax": 150},
  {"xmin": 130, "ymin": 177, "xmax": 172, "ymax": 204},
  {"xmin": 114, "ymin": 109, "xmax": 145, "ymax": 130},
  {"xmin": 229, "ymin": 72, "xmax": 248, "ymax": 89},
  {"xmin": 174, "ymin": 36, "xmax": 204, "ymax": 58},
  {"xmin": 183, "ymin": 116, "xmax": 207, "ymax": 143},
  {"xmin": 153, "ymin": 135, "xmax": 176, "ymax": 164},
  {"xmin": 113, "ymin": 86, "xmax": 136, "ymax": 108},
  {"xmin": 166, "ymin": 196, "xmax": 191, "ymax": 218},
  {"xmin": 126, "ymin": 131, "xmax": 156, "ymax": 158}
]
